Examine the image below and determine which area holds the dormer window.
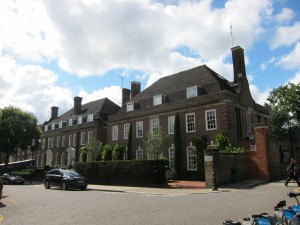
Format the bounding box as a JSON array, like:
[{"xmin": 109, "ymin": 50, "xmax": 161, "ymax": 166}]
[
  {"xmin": 186, "ymin": 86, "xmax": 198, "ymax": 98},
  {"xmin": 68, "ymin": 118, "xmax": 73, "ymax": 126},
  {"xmin": 44, "ymin": 125, "xmax": 48, "ymax": 132},
  {"xmin": 51, "ymin": 123, "xmax": 55, "ymax": 130},
  {"xmin": 87, "ymin": 114, "xmax": 93, "ymax": 122},
  {"xmin": 127, "ymin": 102, "xmax": 134, "ymax": 112},
  {"xmin": 78, "ymin": 116, "xmax": 82, "ymax": 124},
  {"xmin": 153, "ymin": 95, "xmax": 162, "ymax": 106},
  {"xmin": 59, "ymin": 121, "xmax": 63, "ymax": 128}
]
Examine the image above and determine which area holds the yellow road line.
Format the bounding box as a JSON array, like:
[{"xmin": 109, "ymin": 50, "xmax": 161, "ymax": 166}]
[
  {"xmin": 0, "ymin": 214, "xmax": 4, "ymax": 223},
  {"xmin": 294, "ymin": 188, "xmax": 300, "ymax": 193}
]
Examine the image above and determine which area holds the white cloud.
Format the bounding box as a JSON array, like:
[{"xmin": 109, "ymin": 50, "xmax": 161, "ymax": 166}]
[
  {"xmin": 275, "ymin": 7, "xmax": 295, "ymax": 24},
  {"xmin": 270, "ymin": 22, "xmax": 300, "ymax": 49},
  {"xmin": 249, "ymin": 84, "xmax": 271, "ymax": 106},
  {"xmin": 277, "ymin": 42, "xmax": 300, "ymax": 70},
  {"xmin": 287, "ymin": 71, "xmax": 300, "ymax": 84},
  {"xmin": 260, "ymin": 57, "xmax": 276, "ymax": 70}
]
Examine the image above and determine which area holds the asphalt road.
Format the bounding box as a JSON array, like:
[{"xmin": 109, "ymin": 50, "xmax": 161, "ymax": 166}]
[{"xmin": 0, "ymin": 181, "xmax": 298, "ymax": 225}]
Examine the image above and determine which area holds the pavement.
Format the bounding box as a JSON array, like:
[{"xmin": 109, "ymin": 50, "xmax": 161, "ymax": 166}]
[{"xmin": 87, "ymin": 179, "xmax": 268, "ymax": 195}]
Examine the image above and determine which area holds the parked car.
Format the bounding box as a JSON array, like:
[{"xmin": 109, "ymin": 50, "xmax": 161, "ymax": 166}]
[
  {"xmin": 0, "ymin": 173, "xmax": 25, "ymax": 184},
  {"xmin": 44, "ymin": 169, "xmax": 88, "ymax": 191},
  {"xmin": 165, "ymin": 166, "xmax": 176, "ymax": 181}
]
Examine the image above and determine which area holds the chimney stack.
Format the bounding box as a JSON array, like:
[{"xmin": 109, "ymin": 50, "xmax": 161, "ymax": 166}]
[
  {"xmin": 131, "ymin": 81, "xmax": 141, "ymax": 98},
  {"xmin": 51, "ymin": 106, "xmax": 59, "ymax": 120},
  {"xmin": 73, "ymin": 96, "xmax": 82, "ymax": 115},
  {"xmin": 122, "ymin": 88, "xmax": 131, "ymax": 105},
  {"xmin": 231, "ymin": 46, "xmax": 246, "ymax": 83}
]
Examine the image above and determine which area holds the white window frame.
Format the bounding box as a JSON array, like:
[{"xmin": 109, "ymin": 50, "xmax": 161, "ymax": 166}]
[
  {"xmin": 51, "ymin": 123, "xmax": 55, "ymax": 130},
  {"xmin": 88, "ymin": 131, "xmax": 93, "ymax": 143},
  {"xmin": 80, "ymin": 132, "xmax": 85, "ymax": 145},
  {"xmin": 153, "ymin": 95, "xmax": 162, "ymax": 106},
  {"xmin": 124, "ymin": 124, "xmax": 130, "ymax": 139},
  {"xmin": 78, "ymin": 116, "xmax": 82, "ymax": 124},
  {"xmin": 127, "ymin": 102, "xmax": 134, "ymax": 112},
  {"xmin": 73, "ymin": 134, "xmax": 77, "ymax": 147},
  {"xmin": 168, "ymin": 116, "xmax": 175, "ymax": 134},
  {"xmin": 136, "ymin": 121, "xmax": 143, "ymax": 138},
  {"xmin": 47, "ymin": 138, "xmax": 51, "ymax": 149},
  {"xmin": 186, "ymin": 86, "xmax": 198, "ymax": 98},
  {"xmin": 87, "ymin": 114, "xmax": 93, "ymax": 122},
  {"xmin": 44, "ymin": 126, "xmax": 48, "ymax": 132},
  {"xmin": 185, "ymin": 113, "xmax": 195, "ymax": 132},
  {"xmin": 57, "ymin": 136, "xmax": 61, "ymax": 148},
  {"xmin": 68, "ymin": 134, "xmax": 72, "ymax": 146},
  {"xmin": 169, "ymin": 146, "xmax": 175, "ymax": 170},
  {"xmin": 62, "ymin": 135, "xmax": 66, "ymax": 147},
  {"xmin": 136, "ymin": 148, "xmax": 143, "ymax": 160},
  {"xmin": 187, "ymin": 145, "xmax": 197, "ymax": 171},
  {"xmin": 206, "ymin": 109, "xmax": 217, "ymax": 130},
  {"xmin": 59, "ymin": 121, "xmax": 63, "ymax": 128},
  {"xmin": 68, "ymin": 119, "xmax": 73, "ymax": 126},
  {"xmin": 51, "ymin": 137, "xmax": 54, "ymax": 148},
  {"xmin": 112, "ymin": 125, "xmax": 118, "ymax": 141},
  {"xmin": 150, "ymin": 118, "xmax": 159, "ymax": 133}
]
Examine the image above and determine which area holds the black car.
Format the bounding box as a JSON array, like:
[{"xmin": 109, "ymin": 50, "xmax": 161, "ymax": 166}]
[
  {"xmin": 0, "ymin": 173, "xmax": 25, "ymax": 184},
  {"xmin": 44, "ymin": 169, "xmax": 88, "ymax": 191}
]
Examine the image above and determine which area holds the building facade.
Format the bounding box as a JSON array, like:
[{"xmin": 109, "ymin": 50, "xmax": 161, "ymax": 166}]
[
  {"xmin": 107, "ymin": 46, "xmax": 269, "ymax": 177},
  {"xmin": 36, "ymin": 97, "xmax": 120, "ymax": 167}
]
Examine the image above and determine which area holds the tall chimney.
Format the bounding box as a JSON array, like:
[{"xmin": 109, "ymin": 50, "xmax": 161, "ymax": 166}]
[
  {"xmin": 51, "ymin": 106, "xmax": 59, "ymax": 120},
  {"xmin": 131, "ymin": 81, "xmax": 141, "ymax": 98},
  {"xmin": 73, "ymin": 96, "xmax": 82, "ymax": 115},
  {"xmin": 231, "ymin": 46, "xmax": 246, "ymax": 83},
  {"xmin": 122, "ymin": 88, "xmax": 131, "ymax": 105}
]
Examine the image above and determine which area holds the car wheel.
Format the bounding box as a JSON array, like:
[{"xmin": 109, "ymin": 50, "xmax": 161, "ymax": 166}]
[
  {"xmin": 81, "ymin": 186, "xmax": 87, "ymax": 191},
  {"xmin": 61, "ymin": 182, "xmax": 68, "ymax": 190},
  {"xmin": 44, "ymin": 181, "xmax": 50, "ymax": 189}
]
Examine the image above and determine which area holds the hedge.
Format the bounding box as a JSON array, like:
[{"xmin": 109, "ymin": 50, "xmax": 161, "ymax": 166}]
[{"xmin": 74, "ymin": 159, "xmax": 168, "ymax": 187}]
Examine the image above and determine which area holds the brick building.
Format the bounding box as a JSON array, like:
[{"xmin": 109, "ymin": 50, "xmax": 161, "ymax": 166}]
[
  {"xmin": 107, "ymin": 46, "xmax": 268, "ymax": 179},
  {"xmin": 36, "ymin": 97, "xmax": 120, "ymax": 167}
]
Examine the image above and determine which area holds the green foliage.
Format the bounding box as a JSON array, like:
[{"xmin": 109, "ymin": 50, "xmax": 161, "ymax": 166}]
[
  {"xmin": 112, "ymin": 143, "xmax": 125, "ymax": 160},
  {"xmin": 215, "ymin": 133, "xmax": 244, "ymax": 153},
  {"xmin": 80, "ymin": 139, "xmax": 103, "ymax": 161},
  {"xmin": 174, "ymin": 112, "xmax": 182, "ymax": 178},
  {"xmin": 0, "ymin": 106, "xmax": 41, "ymax": 168},
  {"xmin": 143, "ymin": 127, "xmax": 168, "ymax": 160},
  {"xmin": 102, "ymin": 144, "xmax": 112, "ymax": 161},
  {"xmin": 266, "ymin": 82, "xmax": 300, "ymax": 137},
  {"xmin": 192, "ymin": 135, "xmax": 208, "ymax": 177},
  {"xmin": 127, "ymin": 124, "xmax": 133, "ymax": 160},
  {"xmin": 74, "ymin": 159, "xmax": 168, "ymax": 186}
]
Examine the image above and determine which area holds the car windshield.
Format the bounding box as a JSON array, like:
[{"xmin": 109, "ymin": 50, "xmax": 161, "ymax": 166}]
[{"xmin": 63, "ymin": 171, "xmax": 80, "ymax": 177}]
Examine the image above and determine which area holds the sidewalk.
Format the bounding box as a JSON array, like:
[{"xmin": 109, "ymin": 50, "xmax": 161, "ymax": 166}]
[{"xmin": 87, "ymin": 180, "xmax": 267, "ymax": 195}]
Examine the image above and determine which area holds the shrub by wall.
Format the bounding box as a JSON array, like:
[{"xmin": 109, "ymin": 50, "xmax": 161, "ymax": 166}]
[{"xmin": 74, "ymin": 159, "xmax": 168, "ymax": 186}]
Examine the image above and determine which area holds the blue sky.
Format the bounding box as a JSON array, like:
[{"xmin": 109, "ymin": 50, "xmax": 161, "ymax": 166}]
[{"xmin": 0, "ymin": 0, "xmax": 300, "ymax": 123}]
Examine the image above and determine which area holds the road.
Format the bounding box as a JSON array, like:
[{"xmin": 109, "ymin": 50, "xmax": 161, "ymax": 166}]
[{"xmin": 0, "ymin": 181, "xmax": 298, "ymax": 225}]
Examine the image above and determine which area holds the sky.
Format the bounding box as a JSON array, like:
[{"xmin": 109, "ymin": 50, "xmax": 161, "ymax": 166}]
[{"xmin": 0, "ymin": 0, "xmax": 300, "ymax": 124}]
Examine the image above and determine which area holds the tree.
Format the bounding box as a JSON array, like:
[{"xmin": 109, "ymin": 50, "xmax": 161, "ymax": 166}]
[
  {"xmin": 215, "ymin": 133, "xmax": 244, "ymax": 153},
  {"xmin": 112, "ymin": 143, "xmax": 125, "ymax": 160},
  {"xmin": 143, "ymin": 127, "xmax": 168, "ymax": 160},
  {"xmin": 80, "ymin": 139, "xmax": 103, "ymax": 161},
  {"xmin": 127, "ymin": 124, "xmax": 132, "ymax": 160},
  {"xmin": 266, "ymin": 82, "xmax": 300, "ymax": 137},
  {"xmin": 0, "ymin": 106, "xmax": 41, "ymax": 171},
  {"xmin": 174, "ymin": 113, "xmax": 182, "ymax": 178},
  {"xmin": 192, "ymin": 135, "xmax": 208, "ymax": 175},
  {"xmin": 102, "ymin": 144, "xmax": 112, "ymax": 161}
]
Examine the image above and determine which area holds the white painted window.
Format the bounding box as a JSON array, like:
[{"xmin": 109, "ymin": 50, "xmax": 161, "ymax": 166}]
[
  {"xmin": 112, "ymin": 125, "xmax": 118, "ymax": 141},
  {"xmin": 124, "ymin": 124, "xmax": 130, "ymax": 139},
  {"xmin": 78, "ymin": 116, "xmax": 82, "ymax": 124},
  {"xmin": 59, "ymin": 121, "xmax": 63, "ymax": 128},
  {"xmin": 206, "ymin": 109, "xmax": 217, "ymax": 130},
  {"xmin": 136, "ymin": 148, "xmax": 143, "ymax": 160},
  {"xmin": 187, "ymin": 146, "xmax": 197, "ymax": 171},
  {"xmin": 185, "ymin": 113, "xmax": 195, "ymax": 132},
  {"xmin": 168, "ymin": 116, "xmax": 175, "ymax": 134},
  {"xmin": 57, "ymin": 136, "xmax": 61, "ymax": 147},
  {"xmin": 169, "ymin": 146, "xmax": 175, "ymax": 170},
  {"xmin": 47, "ymin": 138, "xmax": 51, "ymax": 149},
  {"xmin": 73, "ymin": 134, "xmax": 77, "ymax": 147},
  {"xmin": 186, "ymin": 86, "xmax": 198, "ymax": 98},
  {"xmin": 44, "ymin": 126, "xmax": 48, "ymax": 132},
  {"xmin": 62, "ymin": 135, "xmax": 66, "ymax": 147},
  {"xmin": 51, "ymin": 137, "xmax": 54, "ymax": 148},
  {"xmin": 68, "ymin": 119, "xmax": 73, "ymax": 126},
  {"xmin": 88, "ymin": 131, "xmax": 93, "ymax": 143},
  {"xmin": 150, "ymin": 118, "xmax": 159, "ymax": 132},
  {"xmin": 136, "ymin": 121, "xmax": 143, "ymax": 138},
  {"xmin": 87, "ymin": 114, "xmax": 93, "ymax": 122},
  {"xmin": 127, "ymin": 102, "xmax": 134, "ymax": 112},
  {"xmin": 80, "ymin": 132, "xmax": 85, "ymax": 145},
  {"xmin": 51, "ymin": 123, "xmax": 55, "ymax": 130},
  {"xmin": 68, "ymin": 134, "xmax": 72, "ymax": 146},
  {"xmin": 153, "ymin": 95, "xmax": 162, "ymax": 106}
]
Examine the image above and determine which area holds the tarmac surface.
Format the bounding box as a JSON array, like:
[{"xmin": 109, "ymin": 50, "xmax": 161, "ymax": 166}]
[{"xmin": 87, "ymin": 179, "xmax": 267, "ymax": 195}]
